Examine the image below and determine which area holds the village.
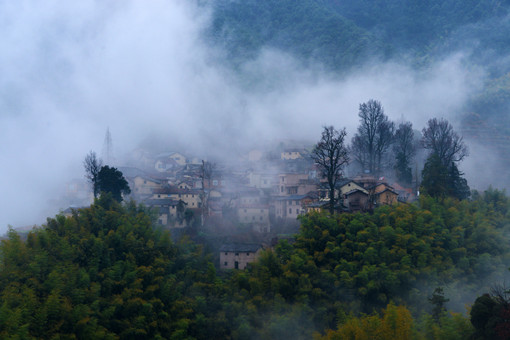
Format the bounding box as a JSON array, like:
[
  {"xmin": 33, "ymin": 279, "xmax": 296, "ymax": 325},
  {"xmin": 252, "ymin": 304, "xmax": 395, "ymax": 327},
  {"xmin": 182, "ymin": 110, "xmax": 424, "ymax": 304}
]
[{"xmin": 64, "ymin": 143, "xmax": 416, "ymax": 271}]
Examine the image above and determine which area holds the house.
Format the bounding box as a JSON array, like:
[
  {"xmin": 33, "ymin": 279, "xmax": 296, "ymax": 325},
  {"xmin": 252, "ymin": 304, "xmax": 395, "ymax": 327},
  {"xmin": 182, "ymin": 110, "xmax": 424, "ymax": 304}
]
[
  {"xmin": 276, "ymin": 173, "xmax": 316, "ymax": 196},
  {"xmin": 303, "ymin": 201, "xmax": 327, "ymax": 214},
  {"xmin": 154, "ymin": 152, "xmax": 187, "ymax": 172},
  {"xmin": 248, "ymin": 172, "xmax": 275, "ymax": 189},
  {"xmin": 237, "ymin": 204, "xmax": 270, "ymax": 226},
  {"xmin": 317, "ymin": 179, "xmax": 368, "ymax": 202},
  {"xmin": 373, "ymin": 183, "xmax": 399, "ymax": 206},
  {"xmin": 344, "ymin": 189, "xmax": 369, "ymax": 212},
  {"xmin": 119, "ymin": 167, "xmax": 166, "ymax": 197},
  {"xmin": 339, "ymin": 180, "xmax": 368, "ymax": 196},
  {"xmin": 219, "ymin": 244, "xmax": 263, "ymax": 270},
  {"xmin": 273, "ymin": 194, "xmax": 314, "ymax": 219},
  {"xmin": 152, "ymin": 187, "xmax": 202, "ymax": 209},
  {"xmin": 141, "ymin": 198, "xmax": 180, "ymax": 227},
  {"xmin": 391, "ymin": 182, "xmax": 416, "ymax": 203},
  {"xmin": 281, "ymin": 149, "xmax": 305, "ymax": 160}
]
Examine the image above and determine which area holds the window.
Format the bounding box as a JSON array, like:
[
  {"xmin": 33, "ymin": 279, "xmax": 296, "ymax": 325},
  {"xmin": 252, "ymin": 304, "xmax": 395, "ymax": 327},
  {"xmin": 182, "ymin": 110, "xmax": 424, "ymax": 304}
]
[
  {"xmin": 224, "ymin": 262, "xmax": 228, "ymax": 266},
  {"xmin": 289, "ymin": 208, "xmax": 292, "ymax": 214},
  {"xmin": 259, "ymin": 216, "xmax": 263, "ymax": 221},
  {"xmin": 235, "ymin": 252, "xmax": 239, "ymax": 256},
  {"xmin": 235, "ymin": 261, "xmax": 239, "ymax": 269},
  {"xmin": 225, "ymin": 252, "xmax": 228, "ymax": 255},
  {"xmin": 244, "ymin": 209, "xmax": 247, "ymax": 213},
  {"xmin": 281, "ymin": 186, "xmax": 284, "ymax": 193},
  {"xmin": 247, "ymin": 252, "xmax": 250, "ymax": 256},
  {"xmin": 252, "ymin": 216, "xmax": 255, "ymax": 221}
]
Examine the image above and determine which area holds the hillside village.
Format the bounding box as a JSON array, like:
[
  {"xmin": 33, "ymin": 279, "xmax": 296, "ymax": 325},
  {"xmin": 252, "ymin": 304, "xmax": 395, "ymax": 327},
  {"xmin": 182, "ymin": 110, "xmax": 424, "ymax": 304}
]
[{"xmin": 64, "ymin": 143, "xmax": 415, "ymax": 269}]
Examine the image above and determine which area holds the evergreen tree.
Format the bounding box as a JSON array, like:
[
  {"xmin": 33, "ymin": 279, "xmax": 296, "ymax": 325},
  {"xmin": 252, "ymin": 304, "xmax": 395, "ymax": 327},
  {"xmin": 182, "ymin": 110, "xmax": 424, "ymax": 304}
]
[{"xmin": 97, "ymin": 166, "xmax": 131, "ymax": 202}]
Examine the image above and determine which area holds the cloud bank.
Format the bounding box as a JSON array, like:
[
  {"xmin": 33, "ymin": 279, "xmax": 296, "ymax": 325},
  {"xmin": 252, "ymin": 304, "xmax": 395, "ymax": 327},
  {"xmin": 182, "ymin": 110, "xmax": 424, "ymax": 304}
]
[{"xmin": 0, "ymin": 1, "xmax": 485, "ymax": 232}]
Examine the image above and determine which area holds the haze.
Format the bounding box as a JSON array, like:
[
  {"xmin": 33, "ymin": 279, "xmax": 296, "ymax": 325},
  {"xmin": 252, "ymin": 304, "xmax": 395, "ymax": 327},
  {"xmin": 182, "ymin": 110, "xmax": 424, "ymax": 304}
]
[{"xmin": 0, "ymin": 1, "xmax": 490, "ymax": 233}]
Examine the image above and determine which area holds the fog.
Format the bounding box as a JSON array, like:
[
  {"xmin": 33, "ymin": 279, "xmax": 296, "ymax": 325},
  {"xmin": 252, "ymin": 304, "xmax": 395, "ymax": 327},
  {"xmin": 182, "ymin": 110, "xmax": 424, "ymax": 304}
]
[{"xmin": 0, "ymin": 1, "xmax": 492, "ymax": 233}]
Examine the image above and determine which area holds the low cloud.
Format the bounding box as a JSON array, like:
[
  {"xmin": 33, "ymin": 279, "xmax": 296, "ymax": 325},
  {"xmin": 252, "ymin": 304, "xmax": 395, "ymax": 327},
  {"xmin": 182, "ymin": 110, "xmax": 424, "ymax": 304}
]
[{"xmin": 0, "ymin": 1, "xmax": 488, "ymax": 232}]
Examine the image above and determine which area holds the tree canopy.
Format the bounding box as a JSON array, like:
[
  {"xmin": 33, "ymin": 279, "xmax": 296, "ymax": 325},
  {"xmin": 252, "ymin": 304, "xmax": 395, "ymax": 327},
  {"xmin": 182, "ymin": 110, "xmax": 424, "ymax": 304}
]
[
  {"xmin": 2, "ymin": 188, "xmax": 510, "ymax": 338},
  {"xmin": 97, "ymin": 166, "xmax": 131, "ymax": 202}
]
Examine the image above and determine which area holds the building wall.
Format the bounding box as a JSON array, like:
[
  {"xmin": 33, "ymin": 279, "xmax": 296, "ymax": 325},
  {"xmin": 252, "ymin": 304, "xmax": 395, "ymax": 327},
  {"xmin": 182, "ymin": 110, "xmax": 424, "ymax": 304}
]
[
  {"xmin": 274, "ymin": 199, "xmax": 304, "ymax": 219},
  {"xmin": 238, "ymin": 207, "xmax": 269, "ymax": 224},
  {"xmin": 220, "ymin": 249, "xmax": 261, "ymax": 270},
  {"xmin": 281, "ymin": 151, "xmax": 302, "ymax": 160},
  {"xmin": 133, "ymin": 177, "xmax": 161, "ymax": 195}
]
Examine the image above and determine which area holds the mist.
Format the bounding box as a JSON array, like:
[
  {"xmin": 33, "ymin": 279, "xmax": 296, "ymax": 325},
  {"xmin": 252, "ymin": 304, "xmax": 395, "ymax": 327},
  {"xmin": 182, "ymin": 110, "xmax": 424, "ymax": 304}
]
[{"xmin": 0, "ymin": 1, "xmax": 493, "ymax": 233}]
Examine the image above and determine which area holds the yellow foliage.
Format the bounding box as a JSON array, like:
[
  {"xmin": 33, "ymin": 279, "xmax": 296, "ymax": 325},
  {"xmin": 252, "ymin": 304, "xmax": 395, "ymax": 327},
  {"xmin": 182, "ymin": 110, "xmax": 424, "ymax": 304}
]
[{"xmin": 320, "ymin": 303, "xmax": 413, "ymax": 340}]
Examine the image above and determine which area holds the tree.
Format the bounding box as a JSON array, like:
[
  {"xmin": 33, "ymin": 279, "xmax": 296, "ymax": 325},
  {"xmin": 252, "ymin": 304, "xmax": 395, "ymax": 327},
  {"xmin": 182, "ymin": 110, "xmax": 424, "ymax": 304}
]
[
  {"xmin": 421, "ymin": 118, "xmax": 469, "ymax": 199},
  {"xmin": 393, "ymin": 122, "xmax": 415, "ymax": 185},
  {"xmin": 311, "ymin": 126, "xmax": 349, "ymax": 214},
  {"xmin": 351, "ymin": 99, "xmax": 394, "ymax": 175},
  {"xmin": 83, "ymin": 151, "xmax": 102, "ymax": 198},
  {"xmin": 470, "ymin": 286, "xmax": 510, "ymax": 340},
  {"xmin": 421, "ymin": 154, "xmax": 470, "ymax": 199},
  {"xmin": 428, "ymin": 287, "xmax": 449, "ymax": 322},
  {"xmin": 421, "ymin": 117, "xmax": 468, "ymax": 167},
  {"xmin": 96, "ymin": 166, "xmax": 131, "ymax": 202}
]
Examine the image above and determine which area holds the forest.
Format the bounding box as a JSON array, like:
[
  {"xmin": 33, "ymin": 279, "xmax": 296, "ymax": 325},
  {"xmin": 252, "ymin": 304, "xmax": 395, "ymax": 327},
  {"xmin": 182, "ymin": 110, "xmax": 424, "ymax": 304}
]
[{"xmin": 1, "ymin": 188, "xmax": 510, "ymax": 339}]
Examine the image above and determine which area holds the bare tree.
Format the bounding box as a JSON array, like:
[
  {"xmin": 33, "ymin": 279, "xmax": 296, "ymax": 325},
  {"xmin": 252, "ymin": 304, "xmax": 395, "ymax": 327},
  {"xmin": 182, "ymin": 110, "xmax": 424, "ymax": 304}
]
[
  {"xmin": 351, "ymin": 99, "xmax": 394, "ymax": 175},
  {"xmin": 311, "ymin": 126, "xmax": 349, "ymax": 214},
  {"xmin": 393, "ymin": 121, "xmax": 415, "ymax": 185},
  {"xmin": 83, "ymin": 151, "xmax": 102, "ymax": 198},
  {"xmin": 421, "ymin": 118, "xmax": 468, "ymax": 167}
]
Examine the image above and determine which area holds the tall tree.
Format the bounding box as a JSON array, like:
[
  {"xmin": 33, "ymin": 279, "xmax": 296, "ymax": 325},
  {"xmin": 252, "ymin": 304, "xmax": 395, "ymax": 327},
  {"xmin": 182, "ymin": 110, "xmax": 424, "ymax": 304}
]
[
  {"xmin": 311, "ymin": 126, "xmax": 349, "ymax": 214},
  {"xmin": 421, "ymin": 118, "xmax": 469, "ymax": 199},
  {"xmin": 83, "ymin": 151, "xmax": 102, "ymax": 198},
  {"xmin": 97, "ymin": 166, "xmax": 131, "ymax": 202},
  {"xmin": 421, "ymin": 117, "xmax": 468, "ymax": 167},
  {"xmin": 351, "ymin": 99, "xmax": 394, "ymax": 175},
  {"xmin": 393, "ymin": 121, "xmax": 415, "ymax": 185},
  {"xmin": 421, "ymin": 154, "xmax": 470, "ymax": 200}
]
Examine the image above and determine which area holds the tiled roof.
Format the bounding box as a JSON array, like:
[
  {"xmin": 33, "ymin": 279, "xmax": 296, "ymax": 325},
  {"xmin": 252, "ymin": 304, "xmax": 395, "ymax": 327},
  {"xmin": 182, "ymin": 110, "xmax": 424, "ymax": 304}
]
[{"xmin": 219, "ymin": 244, "xmax": 262, "ymax": 252}]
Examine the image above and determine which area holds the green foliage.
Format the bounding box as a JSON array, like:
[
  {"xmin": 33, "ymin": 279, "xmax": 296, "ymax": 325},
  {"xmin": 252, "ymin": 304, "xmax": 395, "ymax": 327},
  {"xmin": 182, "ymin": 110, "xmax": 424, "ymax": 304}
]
[
  {"xmin": 421, "ymin": 154, "xmax": 470, "ymax": 200},
  {"xmin": 97, "ymin": 166, "xmax": 131, "ymax": 202},
  {"xmin": 2, "ymin": 187, "xmax": 510, "ymax": 338},
  {"xmin": 0, "ymin": 199, "xmax": 226, "ymax": 339},
  {"xmin": 470, "ymin": 287, "xmax": 510, "ymax": 340},
  {"xmin": 223, "ymin": 189, "xmax": 510, "ymax": 336}
]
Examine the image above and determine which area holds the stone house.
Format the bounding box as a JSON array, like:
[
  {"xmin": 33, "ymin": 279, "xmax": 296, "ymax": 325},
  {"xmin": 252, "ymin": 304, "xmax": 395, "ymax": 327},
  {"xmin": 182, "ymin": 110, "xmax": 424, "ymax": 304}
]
[{"xmin": 219, "ymin": 244, "xmax": 263, "ymax": 270}]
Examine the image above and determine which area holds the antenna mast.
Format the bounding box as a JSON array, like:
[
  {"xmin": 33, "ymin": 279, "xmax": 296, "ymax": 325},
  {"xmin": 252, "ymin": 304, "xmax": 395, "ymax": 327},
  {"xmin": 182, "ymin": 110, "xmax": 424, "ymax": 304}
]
[{"xmin": 102, "ymin": 127, "xmax": 114, "ymax": 165}]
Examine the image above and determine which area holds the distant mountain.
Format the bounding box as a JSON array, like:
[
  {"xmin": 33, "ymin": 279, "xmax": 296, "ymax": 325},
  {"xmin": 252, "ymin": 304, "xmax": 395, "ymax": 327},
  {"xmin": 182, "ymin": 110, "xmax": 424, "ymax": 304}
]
[
  {"xmin": 208, "ymin": 0, "xmax": 510, "ymax": 72},
  {"xmin": 208, "ymin": 0, "xmax": 390, "ymax": 71}
]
